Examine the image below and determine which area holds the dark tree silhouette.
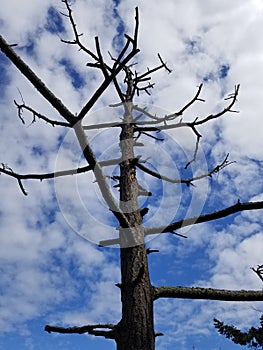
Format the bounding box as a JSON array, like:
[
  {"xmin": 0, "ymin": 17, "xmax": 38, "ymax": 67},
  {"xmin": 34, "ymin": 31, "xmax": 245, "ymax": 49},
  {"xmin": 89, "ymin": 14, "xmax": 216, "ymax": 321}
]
[
  {"xmin": 214, "ymin": 316, "xmax": 263, "ymax": 349},
  {"xmin": 1, "ymin": 2, "xmax": 263, "ymax": 349},
  {"xmin": 214, "ymin": 265, "xmax": 263, "ymax": 349}
]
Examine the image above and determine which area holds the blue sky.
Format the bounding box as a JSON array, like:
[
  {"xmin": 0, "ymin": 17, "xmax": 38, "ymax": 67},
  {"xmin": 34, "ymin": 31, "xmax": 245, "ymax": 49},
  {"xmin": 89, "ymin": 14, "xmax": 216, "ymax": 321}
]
[{"xmin": 1, "ymin": 1, "xmax": 263, "ymax": 350}]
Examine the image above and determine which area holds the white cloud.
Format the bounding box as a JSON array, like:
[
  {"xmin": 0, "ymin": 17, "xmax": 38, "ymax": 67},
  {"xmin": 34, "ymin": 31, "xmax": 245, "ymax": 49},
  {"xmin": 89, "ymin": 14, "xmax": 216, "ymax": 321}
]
[{"xmin": 1, "ymin": 1, "xmax": 263, "ymax": 349}]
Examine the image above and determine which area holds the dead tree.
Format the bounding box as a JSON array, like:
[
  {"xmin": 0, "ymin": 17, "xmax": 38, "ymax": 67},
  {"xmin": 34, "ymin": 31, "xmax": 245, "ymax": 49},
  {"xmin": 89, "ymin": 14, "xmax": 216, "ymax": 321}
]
[{"xmin": 1, "ymin": 2, "xmax": 263, "ymax": 349}]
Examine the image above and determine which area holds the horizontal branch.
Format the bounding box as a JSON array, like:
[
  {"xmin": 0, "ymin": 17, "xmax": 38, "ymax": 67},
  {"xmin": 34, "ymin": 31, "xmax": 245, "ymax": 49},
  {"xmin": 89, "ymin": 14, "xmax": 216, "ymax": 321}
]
[
  {"xmin": 145, "ymin": 200, "xmax": 263, "ymax": 235},
  {"xmin": 0, "ymin": 158, "xmax": 120, "ymax": 195},
  {"xmin": 82, "ymin": 84, "xmax": 236, "ymax": 130},
  {"xmin": 0, "ymin": 158, "xmax": 120, "ymax": 181},
  {"xmin": 45, "ymin": 323, "xmax": 116, "ymax": 339},
  {"xmin": 153, "ymin": 286, "xmax": 263, "ymax": 302},
  {"xmin": 83, "ymin": 120, "xmax": 123, "ymax": 130},
  {"xmin": 0, "ymin": 35, "xmax": 75, "ymax": 125}
]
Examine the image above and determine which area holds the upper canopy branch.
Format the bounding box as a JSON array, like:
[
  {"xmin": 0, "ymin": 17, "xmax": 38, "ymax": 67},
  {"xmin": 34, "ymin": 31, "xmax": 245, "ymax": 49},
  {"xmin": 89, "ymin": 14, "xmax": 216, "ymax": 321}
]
[
  {"xmin": 76, "ymin": 13, "xmax": 140, "ymax": 119},
  {"xmin": 61, "ymin": 0, "xmax": 108, "ymax": 69},
  {"xmin": 153, "ymin": 286, "xmax": 263, "ymax": 302}
]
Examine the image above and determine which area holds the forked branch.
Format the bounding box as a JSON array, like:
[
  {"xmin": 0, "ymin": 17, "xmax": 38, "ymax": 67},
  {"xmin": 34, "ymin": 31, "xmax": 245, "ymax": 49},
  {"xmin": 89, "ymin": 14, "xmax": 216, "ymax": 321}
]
[
  {"xmin": 137, "ymin": 154, "xmax": 233, "ymax": 186},
  {"xmin": 14, "ymin": 100, "xmax": 71, "ymax": 127}
]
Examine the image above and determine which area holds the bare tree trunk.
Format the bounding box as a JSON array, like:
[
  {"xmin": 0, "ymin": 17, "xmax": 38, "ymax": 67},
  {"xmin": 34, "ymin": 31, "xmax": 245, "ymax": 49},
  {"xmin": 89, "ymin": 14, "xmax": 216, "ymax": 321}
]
[{"xmin": 116, "ymin": 104, "xmax": 155, "ymax": 349}]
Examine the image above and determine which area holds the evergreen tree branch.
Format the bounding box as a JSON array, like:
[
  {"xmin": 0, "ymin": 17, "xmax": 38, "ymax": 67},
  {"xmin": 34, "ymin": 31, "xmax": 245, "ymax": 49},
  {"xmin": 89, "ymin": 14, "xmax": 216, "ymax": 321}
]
[
  {"xmin": 214, "ymin": 318, "xmax": 263, "ymax": 348},
  {"xmin": 251, "ymin": 265, "xmax": 263, "ymax": 283}
]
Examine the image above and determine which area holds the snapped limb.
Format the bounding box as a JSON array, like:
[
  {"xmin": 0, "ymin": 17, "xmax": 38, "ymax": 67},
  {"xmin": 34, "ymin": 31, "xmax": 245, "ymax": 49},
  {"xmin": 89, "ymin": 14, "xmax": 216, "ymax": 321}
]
[{"xmin": 45, "ymin": 323, "xmax": 116, "ymax": 339}]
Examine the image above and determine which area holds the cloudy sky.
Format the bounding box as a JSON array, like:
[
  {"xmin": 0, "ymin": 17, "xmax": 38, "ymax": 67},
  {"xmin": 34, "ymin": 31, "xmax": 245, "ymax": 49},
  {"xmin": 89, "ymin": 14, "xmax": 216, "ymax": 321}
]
[{"xmin": 1, "ymin": 0, "xmax": 263, "ymax": 349}]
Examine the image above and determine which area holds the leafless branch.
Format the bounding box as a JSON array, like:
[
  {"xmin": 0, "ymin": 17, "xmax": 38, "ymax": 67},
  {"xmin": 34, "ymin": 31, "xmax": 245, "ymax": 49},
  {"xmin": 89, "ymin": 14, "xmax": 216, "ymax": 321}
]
[
  {"xmin": 0, "ymin": 163, "xmax": 28, "ymax": 195},
  {"xmin": 76, "ymin": 23, "xmax": 140, "ymax": 120},
  {"xmin": 0, "ymin": 14, "xmax": 135, "ymax": 229},
  {"xmin": 133, "ymin": 85, "xmax": 239, "ymax": 168},
  {"xmin": 14, "ymin": 100, "xmax": 71, "ymax": 127},
  {"xmin": 153, "ymin": 286, "xmax": 263, "ymax": 301},
  {"xmin": 136, "ymin": 130, "xmax": 164, "ymax": 142},
  {"xmin": 137, "ymin": 151, "xmax": 232, "ymax": 186},
  {"xmin": 0, "ymin": 35, "xmax": 76, "ymax": 125},
  {"xmin": 176, "ymin": 83, "xmax": 205, "ymax": 116},
  {"xmin": 0, "ymin": 158, "xmax": 121, "ymax": 195},
  {"xmin": 145, "ymin": 200, "xmax": 263, "ymax": 235},
  {"xmin": 100, "ymin": 199, "xmax": 263, "ymax": 246},
  {"xmin": 80, "ymin": 84, "xmax": 207, "ymax": 130},
  {"xmin": 135, "ymin": 56, "xmax": 171, "ymax": 83},
  {"xmin": 157, "ymin": 53, "xmax": 172, "ymax": 73},
  {"xmin": 194, "ymin": 84, "xmax": 240, "ymax": 125},
  {"xmin": 184, "ymin": 125, "xmax": 202, "ymax": 169},
  {"xmin": 61, "ymin": 0, "xmax": 102, "ymax": 64},
  {"xmin": 45, "ymin": 323, "xmax": 116, "ymax": 339},
  {"xmin": 94, "ymin": 36, "xmax": 109, "ymax": 77}
]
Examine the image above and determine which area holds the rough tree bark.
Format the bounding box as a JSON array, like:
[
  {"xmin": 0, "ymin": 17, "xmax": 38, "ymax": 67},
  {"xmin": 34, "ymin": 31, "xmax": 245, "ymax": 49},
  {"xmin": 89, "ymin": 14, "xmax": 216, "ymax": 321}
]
[
  {"xmin": 1, "ymin": 2, "xmax": 263, "ymax": 350},
  {"xmin": 116, "ymin": 96, "xmax": 155, "ymax": 348}
]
